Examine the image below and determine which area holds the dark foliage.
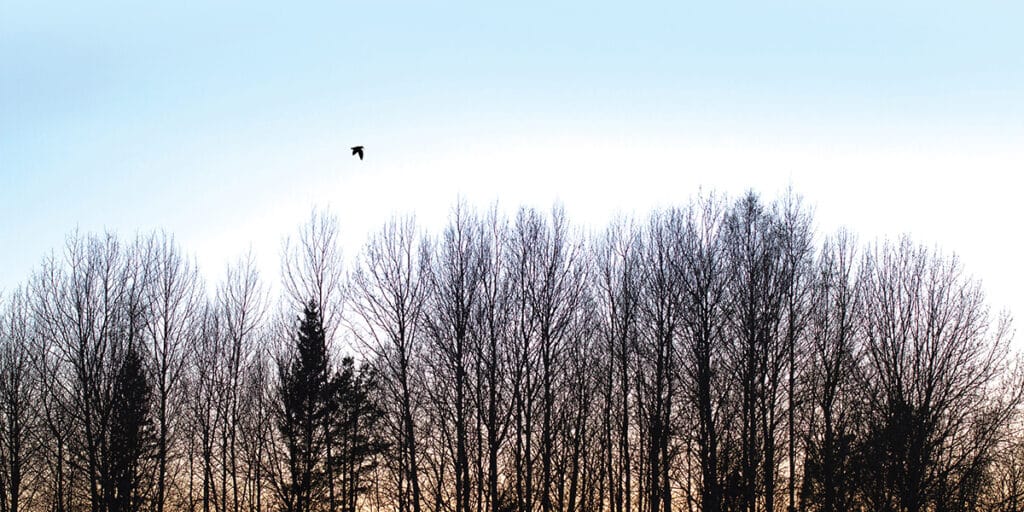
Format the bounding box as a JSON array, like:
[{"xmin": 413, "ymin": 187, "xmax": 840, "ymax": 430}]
[
  {"xmin": 106, "ymin": 344, "xmax": 153, "ymax": 512},
  {"xmin": 5, "ymin": 193, "xmax": 1022, "ymax": 512}
]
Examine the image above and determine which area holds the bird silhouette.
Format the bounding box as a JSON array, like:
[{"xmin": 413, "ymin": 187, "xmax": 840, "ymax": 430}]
[{"xmin": 351, "ymin": 146, "xmax": 364, "ymax": 160}]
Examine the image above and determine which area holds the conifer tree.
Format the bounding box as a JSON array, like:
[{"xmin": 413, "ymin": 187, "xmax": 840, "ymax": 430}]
[
  {"xmin": 330, "ymin": 357, "xmax": 387, "ymax": 512},
  {"xmin": 278, "ymin": 300, "xmax": 333, "ymax": 512},
  {"xmin": 107, "ymin": 344, "xmax": 153, "ymax": 512}
]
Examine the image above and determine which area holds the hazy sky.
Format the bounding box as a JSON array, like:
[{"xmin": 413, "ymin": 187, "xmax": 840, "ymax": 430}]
[{"xmin": 2, "ymin": 2, "xmax": 1023, "ymax": 325}]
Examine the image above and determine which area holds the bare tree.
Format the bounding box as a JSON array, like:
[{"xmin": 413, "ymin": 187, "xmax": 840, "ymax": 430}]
[
  {"xmin": 348, "ymin": 216, "xmax": 428, "ymax": 512},
  {"xmin": 559, "ymin": 292, "xmax": 599, "ymax": 512},
  {"xmin": 33, "ymin": 233, "xmax": 117, "ymax": 512},
  {"xmin": 0, "ymin": 288, "xmax": 42, "ymax": 512},
  {"xmin": 982, "ymin": 429, "xmax": 1024, "ymax": 512},
  {"xmin": 6, "ymin": 194, "xmax": 1024, "ymax": 512},
  {"xmin": 776, "ymin": 191, "xmax": 814, "ymax": 512},
  {"xmin": 471, "ymin": 206, "xmax": 514, "ymax": 512},
  {"xmin": 281, "ymin": 209, "xmax": 348, "ymax": 511},
  {"xmin": 799, "ymin": 230, "xmax": 860, "ymax": 512},
  {"xmin": 185, "ymin": 302, "xmax": 228, "ymax": 512},
  {"xmin": 31, "ymin": 275, "xmax": 75, "ymax": 512},
  {"xmin": 238, "ymin": 340, "xmax": 274, "ymax": 512},
  {"xmin": 723, "ymin": 193, "xmax": 788, "ymax": 512},
  {"xmin": 143, "ymin": 233, "xmax": 203, "ymax": 512},
  {"xmin": 636, "ymin": 209, "xmax": 683, "ymax": 512},
  {"xmin": 676, "ymin": 197, "xmax": 731, "ymax": 512},
  {"xmin": 282, "ymin": 209, "xmax": 345, "ymax": 342},
  {"xmin": 29, "ymin": 232, "xmax": 156, "ymax": 512},
  {"xmin": 216, "ymin": 254, "xmax": 266, "ymax": 512},
  {"xmin": 857, "ymin": 237, "xmax": 1020, "ymax": 511},
  {"xmin": 507, "ymin": 209, "xmax": 542, "ymax": 512},
  {"xmin": 593, "ymin": 218, "xmax": 640, "ymax": 512},
  {"xmin": 509, "ymin": 206, "xmax": 589, "ymax": 512},
  {"xmin": 422, "ymin": 202, "xmax": 484, "ymax": 512}
]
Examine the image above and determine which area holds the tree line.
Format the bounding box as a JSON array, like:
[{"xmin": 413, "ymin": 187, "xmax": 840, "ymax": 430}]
[{"xmin": 1, "ymin": 191, "xmax": 1022, "ymax": 512}]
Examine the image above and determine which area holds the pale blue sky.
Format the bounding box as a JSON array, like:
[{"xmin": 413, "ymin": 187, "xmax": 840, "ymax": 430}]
[{"xmin": 2, "ymin": 1, "xmax": 1024, "ymax": 321}]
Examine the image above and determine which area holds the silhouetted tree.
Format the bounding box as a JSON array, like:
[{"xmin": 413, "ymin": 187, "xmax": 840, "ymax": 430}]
[
  {"xmin": 143, "ymin": 233, "xmax": 202, "ymax": 512},
  {"xmin": 238, "ymin": 339, "xmax": 274, "ymax": 512},
  {"xmin": 0, "ymin": 289, "xmax": 41, "ymax": 512},
  {"xmin": 282, "ymin": 209, "xmax": 345, "ymax": 344},
  {"xmin": 594, "ymin": 218, "xmax": 640, "ymax": 512},
  {"xmin": 349, "ymin": 217, "xmax": 427, "ymax": 512},
  {"xmin": 857, "ymin": 238, "xmax": 1020, "ymax": 512},
  {"xmin": 270, "ymin": 303, "xmax": 380, "ymax": 512},
  {"xmin": 218, "ymin": 255, "xmax": 265, "ymax": 512},
  {"xmin": 422, "ymin": 202, "xmax": 484, "ymax": 512},
  {"xmin": 6, "ymin": 193, "xmax": 1024, "ymax": 512},
  {"xmin": 676, "ymin": 196, "xmax": 731, "ymax": 512},
  {"xmin": 507, "ymin": 209, "xmax": 542, "ymax": 512},
  {"xmin": 331, "ymin": 357, "xmax": 387, "ymax": 512},
  {"xmin": 281, "ymin": 209, "xmax": 346, "ymax": 512},
  {"xmin": 509, "ymin": 206, "xmax": 589, "ymax": 512},
  {"xmin": 276, "ymin": 301, "xmax": 334, "ymax": 512},
  {"xmin": 184, "ymin": 303, "xmax": 227, "ymax": 512},
  {"xmin": 982, "ymin": 434, "xmax": 1024, "ymax": 512},
  {"xmin": 32, "ymin": 233, "xmax": 152, "ymax": 512},
  {"xmin": 724, "ymin": 193, "xmax": 789, "ymax": 512},
  {"xmin": 471, "ymin": 206, "xmax": 514, "ymax": 512},
  {"xmin": 636, "ymin": 209, "xmax": 683, "ymax": 512},
  {"xmin": 777, "ymin": 191, "xmax": 813, "ymax": 512},
  {"xmin": 799, "ymin": 231, "xmax": 860, "ymax": 512},
  {"xmin": 106, "ymin": 343, "xmax": 153, "ymax": 512}
]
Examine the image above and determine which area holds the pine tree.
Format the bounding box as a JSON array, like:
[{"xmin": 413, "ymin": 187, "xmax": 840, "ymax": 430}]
[
  {"xmin": 330, "ymin": 357, "xmax": 387, "ymax": 512},
  {"xmin": 278, "ymin": 301, "xmax": 334, "ymax": 512},
  {"xmin": 277, "ymin": 301, "xmax": 388, "ymax": 512},
  {"xmin": 107, "ymin": 344, "xmax": 153, "ymax": 512}
]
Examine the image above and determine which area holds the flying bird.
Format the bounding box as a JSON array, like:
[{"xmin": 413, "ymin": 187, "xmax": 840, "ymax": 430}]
[{"xmin": 351, "ymin": 146, "xmax": 364, "ymax": 160}]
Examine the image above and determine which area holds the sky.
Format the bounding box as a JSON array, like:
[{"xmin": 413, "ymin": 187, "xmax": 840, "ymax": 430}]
[{"xmin": 2, "ymin": 2, "xmax": 1024, "ymax": 330}]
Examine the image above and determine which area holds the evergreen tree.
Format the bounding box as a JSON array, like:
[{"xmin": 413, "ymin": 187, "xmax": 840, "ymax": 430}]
[
  {"xmin": 277, "ymin": 301, "xmax": 387, "ymax": 512},
  {"xmin": 278, "ymin": 301, "xmax": 334, "ymax": 512},
  {"xmin": 107, "ymin": 344, "xmax": 153, "ymax": 512},
  {"xmin": 330, "ymin": 357, "xmax": 387, "ymax": 512}
]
